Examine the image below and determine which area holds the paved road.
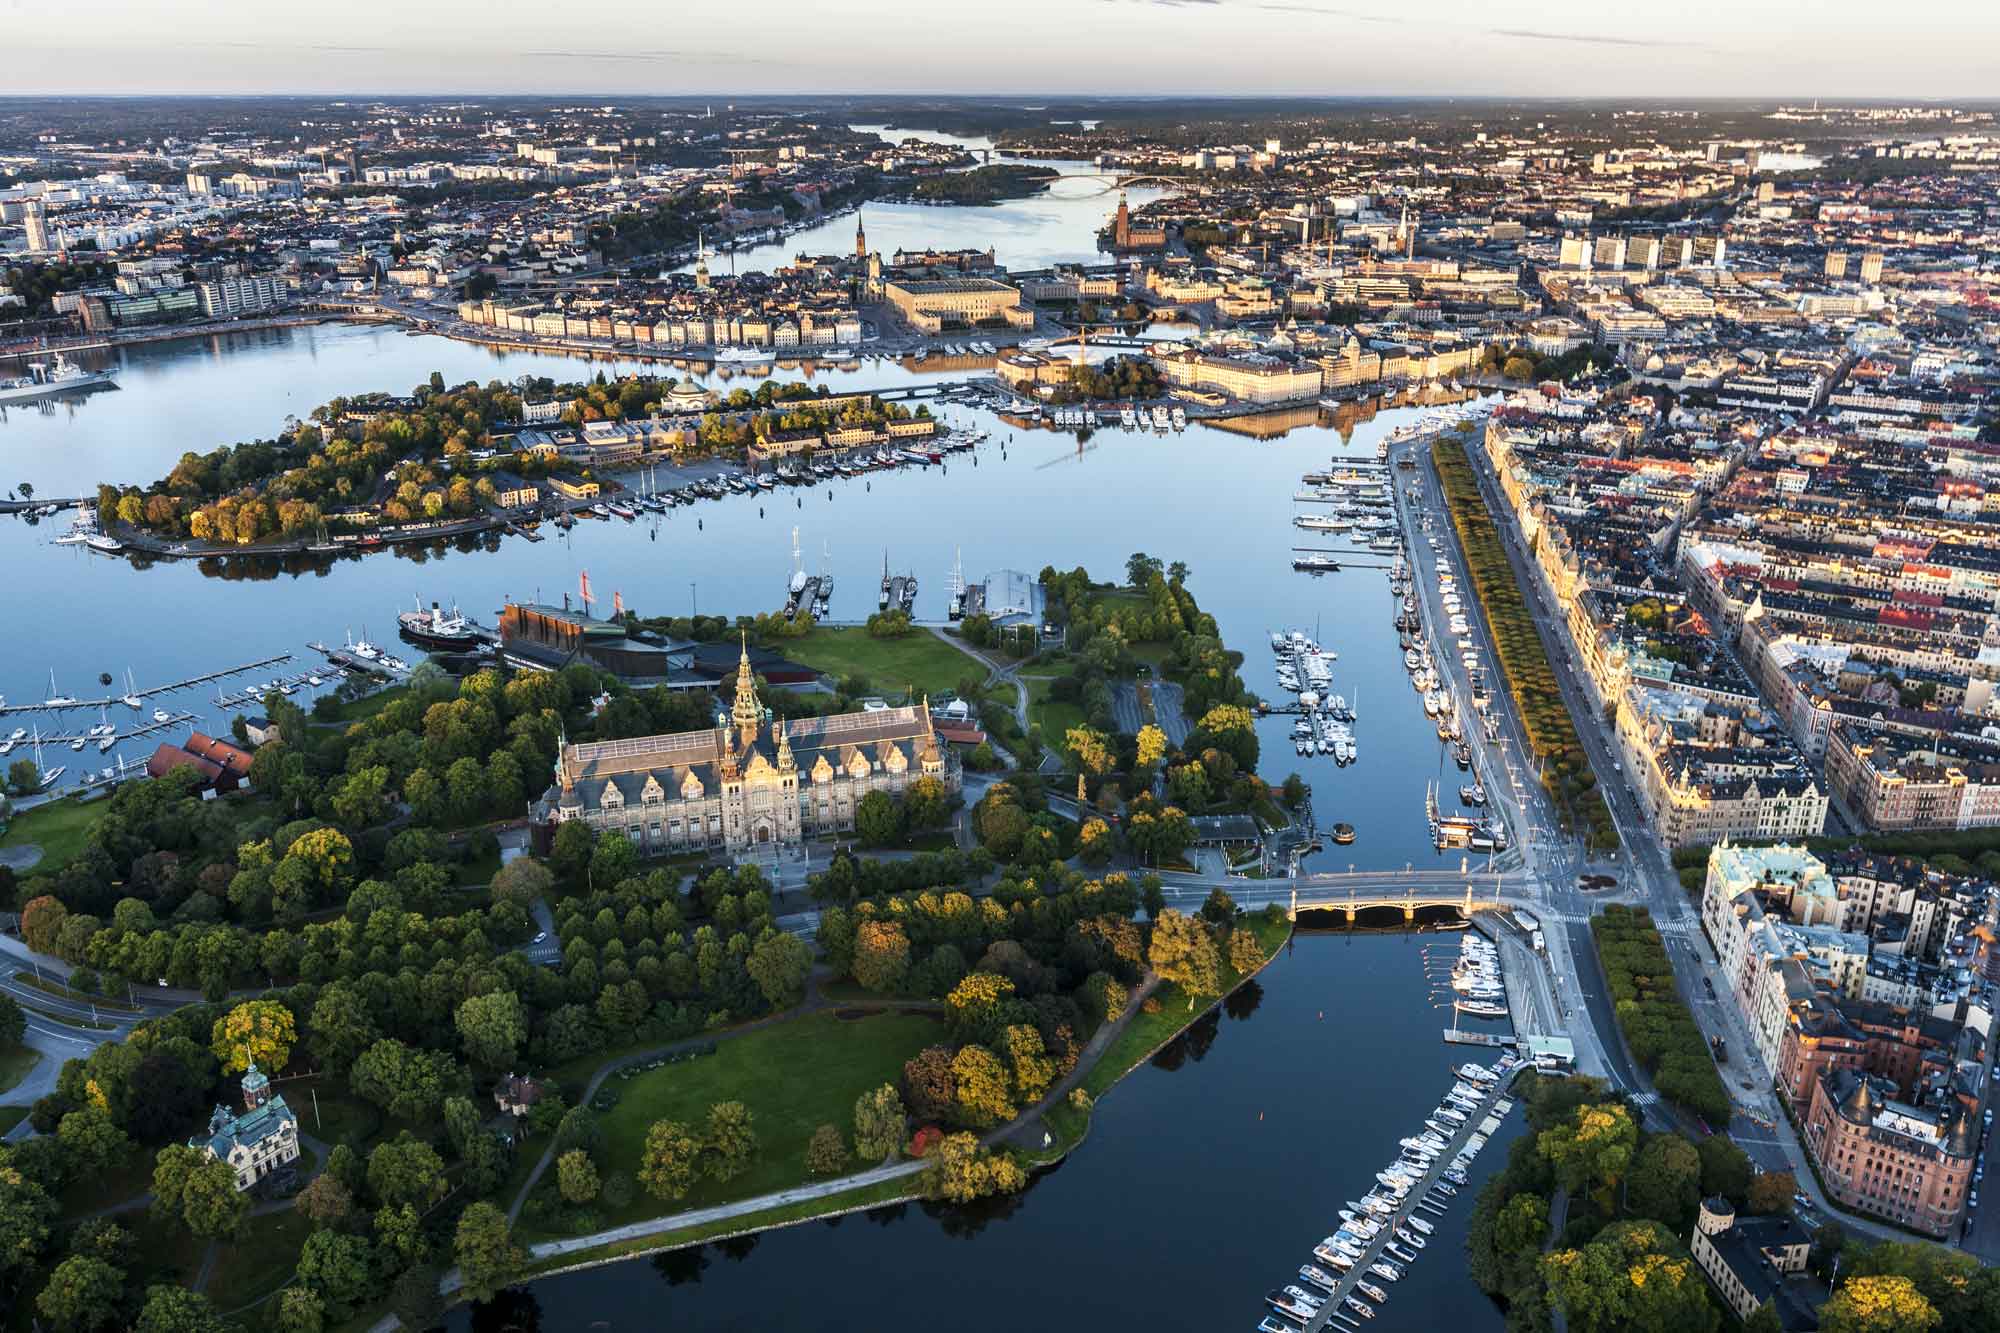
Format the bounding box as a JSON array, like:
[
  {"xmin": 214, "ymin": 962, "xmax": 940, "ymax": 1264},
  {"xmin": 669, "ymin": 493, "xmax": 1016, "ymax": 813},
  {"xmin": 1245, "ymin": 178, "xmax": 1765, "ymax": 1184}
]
[{"xmin": 1449, "ymin": 428, "xmax": 1928, "ymax": 1246}]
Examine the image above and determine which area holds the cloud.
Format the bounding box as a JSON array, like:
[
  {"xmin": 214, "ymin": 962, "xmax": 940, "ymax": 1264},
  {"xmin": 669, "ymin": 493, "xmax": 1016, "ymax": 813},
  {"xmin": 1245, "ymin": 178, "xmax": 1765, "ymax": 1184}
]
[
  {"xmin": 1486, "ymin": 27, "xmax": 1712, "ymax": 50},
  {"xmin": 520, "ymin": 48, "xmax": 776, "ymax": 65}
]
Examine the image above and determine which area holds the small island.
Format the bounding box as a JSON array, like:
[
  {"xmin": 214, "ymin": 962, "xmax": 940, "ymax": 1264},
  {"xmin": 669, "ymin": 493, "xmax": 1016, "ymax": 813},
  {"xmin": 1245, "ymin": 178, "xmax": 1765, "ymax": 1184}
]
[{"xmin": 908, "ymin": 164, "xmax": 1060, "ymax": 205}]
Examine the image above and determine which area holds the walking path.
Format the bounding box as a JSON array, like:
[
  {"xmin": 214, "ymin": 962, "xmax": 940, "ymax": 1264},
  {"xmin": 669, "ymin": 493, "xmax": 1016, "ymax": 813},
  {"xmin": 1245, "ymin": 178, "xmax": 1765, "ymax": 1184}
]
[{"xmin": 505, "ymin": 973, "xmax": 830, "ymax": 1223}]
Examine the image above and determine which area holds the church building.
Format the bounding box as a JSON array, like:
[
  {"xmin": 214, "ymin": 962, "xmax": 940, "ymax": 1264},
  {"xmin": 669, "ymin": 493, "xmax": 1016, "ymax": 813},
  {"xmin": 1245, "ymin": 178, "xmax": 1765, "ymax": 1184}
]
[{"xmin": 539, "ymin": 639, "xmax": 960, "ymax": 856}]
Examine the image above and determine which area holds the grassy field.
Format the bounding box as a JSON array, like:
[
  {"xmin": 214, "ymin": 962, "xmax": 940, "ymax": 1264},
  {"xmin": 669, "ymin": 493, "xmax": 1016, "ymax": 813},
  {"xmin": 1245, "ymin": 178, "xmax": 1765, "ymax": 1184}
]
[
  {"xmin": 0, "ymin": 1043, "xmax": 41, "ymax": 1098},
  {"xmin": 203, "ymin": 1207, "xmax": 313, "ymax": 1312},
  {"xmin": 1025, "ymin": 675, "xmax": 1087, "ymax": 746},
  {"xmin": 785, "ymin": 626, "xmax": 975, "ymax": 700},
  {"xmin": 326, "ymin": 684, "xmax": 409, "ymax": 724},
  {"xmin": 569, "ymin": 1010, "xmax": 940, "ymax": 1236},
  {"xmin": 0, "ymin": 1106, "xmax": 28, "ymax": 1135},
  {"xmin": 0, "ymin": 794, "xmax": 107, "ymax": 872}
]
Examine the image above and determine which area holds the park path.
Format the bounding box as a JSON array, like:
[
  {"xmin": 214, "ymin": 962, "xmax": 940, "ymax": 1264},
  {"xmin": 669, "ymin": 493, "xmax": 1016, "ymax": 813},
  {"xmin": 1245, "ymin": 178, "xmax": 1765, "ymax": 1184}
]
[
  {"xmin": 500, "ymin": 969, "xmax": 1163, "ymax": 1270},
  {"xmin": 928, "ymin": 626, "xmax": 1028, "ymax": 733},
  {"xmin": 504, "ymin": 971, "xmax": 830, "ymax": 1223}
]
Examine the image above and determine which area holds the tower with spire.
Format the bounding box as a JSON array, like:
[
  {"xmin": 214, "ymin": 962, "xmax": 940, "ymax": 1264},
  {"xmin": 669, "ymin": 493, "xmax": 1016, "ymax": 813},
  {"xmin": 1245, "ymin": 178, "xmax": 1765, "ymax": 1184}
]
[
  {"xmin": 695, "ymin": 228, "xmax": 711, "ymax": 289},
  {"xmin": 855, "ymin": 211, "xmax": 867, "ymax": 259},
  {"xmin": 731, "ymin": 633, "xmax": 762, "ymax": 750}
]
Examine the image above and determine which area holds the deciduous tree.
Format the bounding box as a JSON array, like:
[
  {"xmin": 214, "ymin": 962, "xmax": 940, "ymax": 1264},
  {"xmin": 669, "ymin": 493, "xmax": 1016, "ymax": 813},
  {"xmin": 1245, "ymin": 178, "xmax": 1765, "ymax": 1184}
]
[
  {"xmin": 35, "ymin": 1254, "xmax": 124, "ymax": 1333},
  {"xmin": 556, "ymin": 1149, "xmax": 600, "ymax": 1204},
  {"xmin": 209, "ymin": 998, "xmax": 296, "ymax": 1074},
  {"xmin": 1819, "ymin": 1275, "xmax": 1939, "ymax": 1333},
  {"xmin": 453, "ymin": 1202, "xmax": 524, "ymax": 1304},
  {"xmin": 805, "ymin": 1124, "xmax": 847, "ymax": 1175},
  {"xmin": 639, "ymin": 1119, "xmax": 702, "ymax": 1200},
  {"xmin": 852, "ymin": 1084, "xmax": 905, "ymax": 1162},
  {"xmin": 703, "ymin": 1101, "xmax": 757, "ymax": 1181}
]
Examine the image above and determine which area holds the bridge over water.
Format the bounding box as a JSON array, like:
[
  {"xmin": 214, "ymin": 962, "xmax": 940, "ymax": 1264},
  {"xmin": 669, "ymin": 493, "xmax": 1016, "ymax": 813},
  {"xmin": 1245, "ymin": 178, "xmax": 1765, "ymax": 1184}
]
[{"xmin": 1286, "ymin": 882, "xmax": 1507, "ymax": 923}]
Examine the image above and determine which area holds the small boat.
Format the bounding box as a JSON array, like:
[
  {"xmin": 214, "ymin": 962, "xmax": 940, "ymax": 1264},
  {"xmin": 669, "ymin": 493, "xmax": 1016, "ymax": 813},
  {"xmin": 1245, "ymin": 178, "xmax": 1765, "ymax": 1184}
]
[
  {"xmin": 1406, "ymin": 1216, "xmax": 1435, "ymax": 1236},
  {"xmin": 1370, "ymin": 1260, "xmax": 1404, "ymax": 1282},
  {"xmin": 1299, "ymin": 1264, "xmax": 1340, "ymax": 1294},
  {"xmin": 1385, "ymin": 1243, "xmax": 1418, "ymax": 1265},
  {"xmin": 1355, "ymin": 1280, "xmax": 1389, "ymax": 1304},
  {"xmin": 152, "ymin": 708, "xmax": 171, "ymax": 723},
  {"xmin": 1344, "ymin": 1296, "xmax": 1376, "ymax": 1320},
  {"xmin": 1257, "ymin": 1319, "xmax": 1298, "ymax": 1333},
  {"xmin": 1395, "ymin": 1227, "xmax": 1426, "ymax": 1250},
  {"xmin": 1314, "ymin": 1242, "xmax": 1356, "ymax": 1270}
]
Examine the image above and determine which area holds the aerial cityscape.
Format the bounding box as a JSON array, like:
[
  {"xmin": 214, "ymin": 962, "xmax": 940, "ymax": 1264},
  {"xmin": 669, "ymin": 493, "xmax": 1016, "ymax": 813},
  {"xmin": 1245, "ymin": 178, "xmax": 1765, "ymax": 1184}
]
[{"xmin": 0, "ymin": 37, "xmax": 1998, "ymax": 1333}]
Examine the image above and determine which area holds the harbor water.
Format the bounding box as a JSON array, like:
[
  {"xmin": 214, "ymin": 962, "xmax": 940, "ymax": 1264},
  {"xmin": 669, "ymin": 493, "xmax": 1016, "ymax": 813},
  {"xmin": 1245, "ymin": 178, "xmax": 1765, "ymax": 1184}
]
[
  {"xmin": 0, "ymin": 138, "xmax": 1519, "ymax": 1327},
  {"xmin": 447, "ymin": 931, "xmax": 1523, "ymax": 1333}
]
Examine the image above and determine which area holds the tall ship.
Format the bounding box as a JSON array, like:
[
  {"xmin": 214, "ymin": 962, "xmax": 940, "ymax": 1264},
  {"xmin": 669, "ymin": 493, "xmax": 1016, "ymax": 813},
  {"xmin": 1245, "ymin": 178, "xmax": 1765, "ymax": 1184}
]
[{"xmin": 0, "ymin": 352, "xmax": 117, "ymax": 404}]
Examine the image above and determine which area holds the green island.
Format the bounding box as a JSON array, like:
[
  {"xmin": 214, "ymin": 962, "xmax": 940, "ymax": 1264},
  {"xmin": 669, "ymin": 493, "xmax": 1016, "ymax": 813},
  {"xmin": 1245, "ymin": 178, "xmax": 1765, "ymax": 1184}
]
[
  {"xmin": 908, "ymin": 164, "xmax": 1060, "ymax": 205},
  {"xmin": 87, "ymin": 371, "xmax": 928, "ymax": 553},
  {"xmin": 1433, "ymin": 436, "xmax": 1616, "ymax": 847},
  {"xmin": 0, "ymin": 558, "xmax": 1306, "ymax": 1331}
]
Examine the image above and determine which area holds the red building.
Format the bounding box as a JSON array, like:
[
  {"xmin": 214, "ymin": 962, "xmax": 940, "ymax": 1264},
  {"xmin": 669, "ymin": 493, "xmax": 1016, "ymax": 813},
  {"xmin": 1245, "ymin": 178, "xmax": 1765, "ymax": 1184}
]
[{"xmin": 1801, "ymin": 1069, "xmax": 1976, "ymax": 1237}]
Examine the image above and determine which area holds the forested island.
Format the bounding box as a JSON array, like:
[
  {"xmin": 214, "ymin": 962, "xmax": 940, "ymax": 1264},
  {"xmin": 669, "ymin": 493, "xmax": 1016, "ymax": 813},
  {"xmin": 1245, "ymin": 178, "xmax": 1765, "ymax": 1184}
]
[{"xmin": 909, "ymin": 165, "xmax": 1060, "ymax": 205}]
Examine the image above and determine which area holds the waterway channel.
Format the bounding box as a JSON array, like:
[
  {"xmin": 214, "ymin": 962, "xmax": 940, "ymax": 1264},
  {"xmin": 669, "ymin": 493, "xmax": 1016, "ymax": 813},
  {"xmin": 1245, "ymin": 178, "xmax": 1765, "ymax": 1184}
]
[
  {"xmin": 0, "ymin": 331, "xmax": 1471, "ymax": 875},
  {"xmin": 0, "ymin": 134, "xmax": 1521, "ymax": 1326},
  {"xmin": 448, "ymin": 930, "xmax": 1523, "ymax": 1333}
]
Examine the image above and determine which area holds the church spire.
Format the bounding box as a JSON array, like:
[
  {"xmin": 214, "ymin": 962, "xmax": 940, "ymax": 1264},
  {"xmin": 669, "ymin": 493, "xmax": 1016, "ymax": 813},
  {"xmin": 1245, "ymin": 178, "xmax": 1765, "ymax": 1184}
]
[
  {"xmin": 855, "ymin": 211, "xmax": 867, "ymax": 259},
  {"xmin": 731, "ymin": 632, "xmax": 761, "ymax": 748},
  {"xmin": 775, "ymin": 718, "xmax": 795, "ymax": 771}
]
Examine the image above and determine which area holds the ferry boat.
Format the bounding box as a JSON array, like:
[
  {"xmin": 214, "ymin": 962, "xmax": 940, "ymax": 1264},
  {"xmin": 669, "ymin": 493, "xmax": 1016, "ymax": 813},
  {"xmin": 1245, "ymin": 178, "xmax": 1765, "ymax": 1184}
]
[
  {"xmin": 0, "ymin": 352, "xmax": 117, "ymax": 404},
  {"xmin": 712, "ymin": 345, "xmax": 774, "ymax": 365},
  {"xmin": 1293, "ymin": 553, "xmax": 1340, "ymax": 573},
  {"xmin": 85, "ymin": 533, "xmax": 123, "ymax": 554}
]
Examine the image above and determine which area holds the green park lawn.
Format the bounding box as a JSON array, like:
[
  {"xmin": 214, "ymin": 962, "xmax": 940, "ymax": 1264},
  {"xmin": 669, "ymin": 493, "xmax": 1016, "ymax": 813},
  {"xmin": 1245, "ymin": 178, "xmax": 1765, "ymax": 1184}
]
[
  {"xmin": 0, "ymin": 1043, "xmax": 42, "ymax": 1098},
  {"xmin": 573, "ymin": 1009, "xmax": 941, "ymax": 1235},
  {"xmin": 785, "ymin": 626, "xmax": 975, "ymax": 701},
  {"xmin": 0, "ymin": 794, "xmax": 108, "ymax": 872},
  {"xmin": 1025, "ymin": 675, "xmax": 1086, "ymax": 745},
  {"xmin": 203, "ymin": 1207, "xmax": 314, "ymax": 1313}
]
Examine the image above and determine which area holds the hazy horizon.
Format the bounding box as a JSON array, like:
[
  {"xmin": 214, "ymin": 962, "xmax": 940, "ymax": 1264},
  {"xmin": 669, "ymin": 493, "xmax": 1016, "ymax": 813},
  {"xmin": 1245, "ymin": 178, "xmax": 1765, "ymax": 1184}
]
[{"xmin": 5, "ymin": 0, "xmax": 1996, "ymax": 101}]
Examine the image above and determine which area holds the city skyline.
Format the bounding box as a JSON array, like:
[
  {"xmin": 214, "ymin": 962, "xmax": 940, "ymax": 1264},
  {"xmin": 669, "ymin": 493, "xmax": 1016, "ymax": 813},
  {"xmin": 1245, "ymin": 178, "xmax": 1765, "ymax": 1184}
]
[{"xmin": 4, "ymin": 0, "xmax": 1997, "ymax": 100}]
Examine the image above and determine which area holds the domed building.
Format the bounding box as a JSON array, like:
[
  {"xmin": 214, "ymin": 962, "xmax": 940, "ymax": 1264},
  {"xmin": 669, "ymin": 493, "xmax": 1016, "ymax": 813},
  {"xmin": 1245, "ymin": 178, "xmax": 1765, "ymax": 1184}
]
[
  {"xmin": 539, "ymin": 637, "xmax": 957, "ymax": 857},
  {"xmin": 664, "ymin": 377, "xmax": 714, "ymax": 414}
]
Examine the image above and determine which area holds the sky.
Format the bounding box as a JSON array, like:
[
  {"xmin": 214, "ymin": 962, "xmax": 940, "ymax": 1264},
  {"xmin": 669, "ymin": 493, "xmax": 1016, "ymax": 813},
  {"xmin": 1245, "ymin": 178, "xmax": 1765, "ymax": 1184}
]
[{"xmin": 3, "ymin": 0, "xmax": 1996, "ymax": 99}]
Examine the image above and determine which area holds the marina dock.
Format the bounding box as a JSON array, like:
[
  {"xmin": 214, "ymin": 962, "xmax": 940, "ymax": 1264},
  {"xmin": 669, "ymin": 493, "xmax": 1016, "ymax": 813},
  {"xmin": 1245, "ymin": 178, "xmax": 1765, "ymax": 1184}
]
[
  {"xmin": 0, "ymin": 709, "xmax": 199, "ymax": 750},
  {"xmin": 1281, "ymin": 1065, "xmax": 1521, "ymax": 1333},
  {"xmin": 0, "ymin": 654, "xmax": 295, "ymax": 718}
]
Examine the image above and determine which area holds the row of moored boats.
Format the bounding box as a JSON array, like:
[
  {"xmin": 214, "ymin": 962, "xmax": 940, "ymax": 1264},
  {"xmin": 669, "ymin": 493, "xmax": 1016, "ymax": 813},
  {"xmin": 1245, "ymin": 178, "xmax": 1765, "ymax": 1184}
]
[{"xmin": 1256, "ymin": 1055, "xmax": 1521, "ymax": 1332}]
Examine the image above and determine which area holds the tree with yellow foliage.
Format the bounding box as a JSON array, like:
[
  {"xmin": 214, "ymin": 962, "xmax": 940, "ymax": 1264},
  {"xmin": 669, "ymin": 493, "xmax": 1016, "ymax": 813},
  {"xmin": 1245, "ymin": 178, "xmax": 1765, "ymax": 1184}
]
[
  {"xmin": 210, "ymin": 999, "xmax": 296, "ymax": 1075},
  {"xmin": 1819, "ymin": 1275, "xmax": 1939, "ymax": 1333}
]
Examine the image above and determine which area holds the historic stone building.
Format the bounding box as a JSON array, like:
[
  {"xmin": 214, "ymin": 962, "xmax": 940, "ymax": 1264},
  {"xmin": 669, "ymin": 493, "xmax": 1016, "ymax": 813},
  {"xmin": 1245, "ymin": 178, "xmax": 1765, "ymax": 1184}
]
[
  {"xmin": 540, "ymin": 640, "xmax": 959, "ymax": 857},
  {"xmin": 1801, "ymin": 1068, "xmax": 1977, "ymax": 1237},
  {"xmin": 192, "ymin": 1064, "xmax": 300, "ymax": 1193}
]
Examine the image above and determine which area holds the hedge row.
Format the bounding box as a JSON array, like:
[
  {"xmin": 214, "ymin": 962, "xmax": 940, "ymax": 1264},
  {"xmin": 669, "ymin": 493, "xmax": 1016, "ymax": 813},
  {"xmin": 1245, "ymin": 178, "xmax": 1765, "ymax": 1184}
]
[
  {"xmin": 1432, "ymin": 438, "xmax": 1618, "ymax": 848},
  {"xmin": 1591, "ymin": 904, "xmax": 1732, "ymax": 1125}
]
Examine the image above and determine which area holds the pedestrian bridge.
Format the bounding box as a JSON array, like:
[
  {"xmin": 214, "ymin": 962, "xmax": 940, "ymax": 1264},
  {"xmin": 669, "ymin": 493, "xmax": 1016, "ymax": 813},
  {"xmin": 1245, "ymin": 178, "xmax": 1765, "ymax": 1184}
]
[{"xmin": 1286, "ymin": 883, "xmax": 1505, "ymax": 922}]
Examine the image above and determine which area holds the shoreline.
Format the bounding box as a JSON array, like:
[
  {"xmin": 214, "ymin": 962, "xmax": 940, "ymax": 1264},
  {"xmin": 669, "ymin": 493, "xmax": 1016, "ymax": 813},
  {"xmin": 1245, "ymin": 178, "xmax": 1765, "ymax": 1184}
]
[{"xmin": 373, "ymin": 915, "xmax": 1299, "ymax": 1328}]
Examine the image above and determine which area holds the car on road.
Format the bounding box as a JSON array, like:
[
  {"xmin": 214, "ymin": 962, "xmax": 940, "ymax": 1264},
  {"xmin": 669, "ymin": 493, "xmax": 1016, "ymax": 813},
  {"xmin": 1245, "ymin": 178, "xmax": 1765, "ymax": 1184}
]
[{"xmin": 533, "ymin": 931, "xmax": 547, "ymax": 944}]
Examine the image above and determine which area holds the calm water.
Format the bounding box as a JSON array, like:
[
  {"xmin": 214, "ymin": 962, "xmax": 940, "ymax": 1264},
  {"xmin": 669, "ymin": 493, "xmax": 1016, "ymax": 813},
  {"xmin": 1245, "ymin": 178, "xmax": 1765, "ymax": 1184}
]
[
  {"xmin": 448, "ymin": 931, "xmax": 1521, "ymax": 1333},
  {"xmin": 0, "ymin": 164, "xmax": 1510, "ymax": 1327},
  {"xmin": 0, "ymin": 335, "xmax": 1456, "ymax": 873},
  {"xmin": 667, "ymin": 125, "xmax": 1162, "ymax": 276}
]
